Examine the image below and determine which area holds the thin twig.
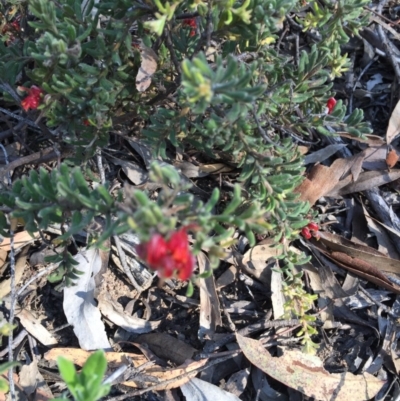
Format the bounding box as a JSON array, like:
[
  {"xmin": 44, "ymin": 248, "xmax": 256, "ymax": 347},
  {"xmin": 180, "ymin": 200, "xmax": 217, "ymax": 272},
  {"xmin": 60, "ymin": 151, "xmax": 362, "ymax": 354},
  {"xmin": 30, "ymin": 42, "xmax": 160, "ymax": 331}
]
[
  {"xmin": 164, "ymin": 28, "xmax": 182, "ymax": 78},
  {"xmin": 16, "ymin": 264, "xmax": 59, "ymax": 299},
  {"xmin": 0, "ymin": 146, "xmax": 74, "ymax": 179},
  {"xmin": 0, "ymin": 107, "xmax": 39, "ymax": 128},
  {"xmin": 96, "ymin": 147, "xmax": 106, "ymax": 185}
]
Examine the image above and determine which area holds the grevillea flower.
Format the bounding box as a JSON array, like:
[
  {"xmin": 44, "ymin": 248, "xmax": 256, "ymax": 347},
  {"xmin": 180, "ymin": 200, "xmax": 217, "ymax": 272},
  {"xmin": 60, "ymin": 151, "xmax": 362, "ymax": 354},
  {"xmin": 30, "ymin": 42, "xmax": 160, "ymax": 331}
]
[
  {"xmin": 136, "ymin": 228, "xmax": 195, "ymax": 280},
  {"xmin": 301, "ymin": 227, "xmax": 312, "ymax": 240},
  {"xmin": 301, "ymin": 222, "xmax": 320, "ymax": 240},
  {"xmin": 2, "ymin": 19, "xmax": 21, "ymax": 45},
  {"xmin": 183, "ymin": 18, "xmax": 197, "ymax": 37},
  {"xmin": 20, "ymin": 86, "xmax": 44, "ymax": 111},
  {"xmin": 307, "ymin": 222, "xmax": 319, "ymax": 232},
  {"xmin": 326, "ymin": 97, "xmax": 337, "ymax": 114}
]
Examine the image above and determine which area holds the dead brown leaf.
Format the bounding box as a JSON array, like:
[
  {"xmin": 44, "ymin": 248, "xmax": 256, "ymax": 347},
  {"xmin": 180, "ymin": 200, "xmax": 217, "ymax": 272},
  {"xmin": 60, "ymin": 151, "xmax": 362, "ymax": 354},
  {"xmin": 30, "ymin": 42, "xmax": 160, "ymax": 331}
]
[
  {"xmin": 236, "ymin": 334, "xmax": 384, "ymax": 401},
  {"xmin": 0, "ymin": 248, "xmax": 6, "ymax": 269},
  {"xmin": 45, "ymin": 348, "xmax": 207, "ymax": 391},
  {"xmin": 0, "ymin": 231, "xmax": 39, "ymax": 251},
  {"xmin": 318, "ymin": 231, "xmax": 400, "ymax": 275},
  {"xmin": 0, "ymin": 245, "xmax": 29, "ymax": 298},
  {"xmin": 45, "ymin": 348, "xmax": 147, "ymax": 369},
  {"xmin": 386, "ymin": 99, "xmax": 400, "ymax": 144},
  {"xmin": 241, "ymin": 239, "xmax": 282, "ymax": 285},
  {"xmin": 136, "ymin": 42, "xmax": 158, "ymax": 92},
  {"xmin": 386, "ymin": 148, "xmax": 399, "ymax": 168},
  {"xmin": 130, "ymin": 359, "xmax": 208, "ymax": 391},
  {"xmin": 135, "ymin": 333, "xmax": 197, "ymax": 365},
  {"xmin": 328, "ymin": 170, "xmax": 400, "ymax": 196},
  {"xmin": 17, "ymin": 309, "xmax": 58, "ymax": 346},
  {"xmin": 295, "ymin": 155, "xmax": 364, "ymax": 206},
  {"xmin": 197, "ymin": 251, "xmax": 222, "ymax": 338},
  {"xmin": 198, "ymin": 163, "xmax": 234, "ymax": 174}
]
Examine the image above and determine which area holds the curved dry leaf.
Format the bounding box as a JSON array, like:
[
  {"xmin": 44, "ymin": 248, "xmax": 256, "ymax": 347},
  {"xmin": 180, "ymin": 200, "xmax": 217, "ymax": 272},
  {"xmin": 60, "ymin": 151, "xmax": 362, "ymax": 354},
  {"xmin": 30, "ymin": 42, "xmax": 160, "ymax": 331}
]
[
  {"xmin": 135, "ymin": 332, "xmax": 196, "ymax": 365},
  {"xmin": 0, "ymin": 231, "xmax": 39, "ymax": 251},
  {"xmin": 0, "ymin": 245, "xmax": 29, "ymax": 298},
  {"xmin": 304, "ymin": 144, "xmax": 347, "ymax": 165},
  {"xmin": 17, "ymin": 309, "xmax": 58, "ymax": 346},
  {"xmin": 63, "ymin": 248, "xmax": 111, "ymax": 351},
  {"xmin": 0, "ymin": 248, "xmax": 7, "ymax": 268},
  {"xmin": 295, "ymin": 157, "xmax": 357, "ymax": 206},
  {"xmin": 182, "ymin": 377, "xmax": 241, "ymax": 401},
  {"xmin": 197, "ymin": 252, "xmax": 222, "ymax": 339},
  {"xmin": 198, "ymin": 163, "xmax": 234, "ymax": 174},
  {"xmin": 45, "ymin": 348, "xmax": 148, "ymax": 369},
  {"xmin": 386, "ymin": 100, "xmax": 400, "ymax": 144},
  {"xmin": 318, "ymin": 231, "xmax": 400, "ymax": 275},
  {"xmin": 329, "ymin": 170, "xmax": 400, "ymax": 196},
  {"xmin": 98, "ymin": 292, "xmax": 160, "ymax": 334},
  {"xmin": 241, "ymin": 239, "xmax": 282, "ymax": 285},
  {"xmin": 236, "ymin": 334, "xmax": 384, "ymax": 401},
  {"xmin": 136, "ymin": 43, "xmax": 158, "ymax": 92},
  {"xmin": 132, "ymin": 359, "xmax": 208, "ymax": 391}
]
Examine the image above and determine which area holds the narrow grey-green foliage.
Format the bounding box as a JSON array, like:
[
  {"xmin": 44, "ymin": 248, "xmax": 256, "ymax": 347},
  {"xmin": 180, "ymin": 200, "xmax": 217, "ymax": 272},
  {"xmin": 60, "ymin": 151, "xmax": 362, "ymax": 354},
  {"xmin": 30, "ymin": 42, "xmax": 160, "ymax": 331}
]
[{"xmin": 0, "ymin": 0, "xmax": 372, "ymax": 350}]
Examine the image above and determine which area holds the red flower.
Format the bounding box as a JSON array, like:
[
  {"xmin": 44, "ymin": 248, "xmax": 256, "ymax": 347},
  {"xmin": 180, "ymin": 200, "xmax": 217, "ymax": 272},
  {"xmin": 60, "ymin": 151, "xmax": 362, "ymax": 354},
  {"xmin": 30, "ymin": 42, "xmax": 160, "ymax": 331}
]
[
  {"xmin": 136, "ymin": 228, "xmax": 195, "ymax": 280},
  {"xmin": 183, "ymin": 18, "xmax": 197, "ymax": 28},
  {"xmin": 10, "ymin": 20, "xmax": 20, "ymax": 31},
  {"xmin": 301, "ymin": 222, "xmax": 320, "ymax": 240},
  {"xmin": 20, "ymin": 86, "xmax": 44, "ymax": 111},
  {"xmin": 307, "ymin": 222, "xmax": 319, "ymax": 232},
  {"xmin": 326, "ymin": 97, "xmax": 337, "ymax": 114},
  {"xmin": 183, "ymin": 18, "xmax": 197, "ymax": 37},
  {"xmin": 301, "ymin": 227, "xmax": 312, "ymax": 240}
]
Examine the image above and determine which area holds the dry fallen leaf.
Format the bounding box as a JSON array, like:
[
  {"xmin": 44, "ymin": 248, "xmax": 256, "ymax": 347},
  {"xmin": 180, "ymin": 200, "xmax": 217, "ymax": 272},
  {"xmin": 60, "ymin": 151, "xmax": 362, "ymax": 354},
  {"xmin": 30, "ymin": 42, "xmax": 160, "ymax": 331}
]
[
  {"xmin": 328, "ymin": 170, "xmax": 400, "ymax": 197},
  {"xmin": 136, "ymin": 42, "xmax": 158, "ymax": 92},
  {"xmin": 386, "ymin": 147, "xmax": 399, "ymax": 168},
  {"xmin": 0, "ymin": 231, "xmax": 39, "ymax": 251},
  {"xmin": 317, "ymin": 231, "xmax": 400, "ymax": 275},
  {"xmin": 45, "ymin": 348, "xmax": 148, "ymax": 368},
  {"xmin": 135, "ymin": 333, "xmax": 197, "ymax": 365},
  {"xmin": 0, "ymin": 245, "xmax": 29, "ymax": 298},
  {"xmin": 45, "ymin": 348, "xmax": 207, "ymax": 391},
  {"xmin": 0, "ymin": 248, "xmax": 6, "ymax": 269},
  {"xmin": 63, "ymin": 248, "xmax": 111, "ymax": 350},
  {"xmin": 197, "ymin": 251, "xmax": 222, "ymax": 339},
  {"xmin": 236, "ymin": 334, "xmax": 384, "ymax": 401},
  {"xmin": 304, "ymin": 144, "xmax": 347, "ymax": 165},
  {"xmin": 198, "ymin": 163, "xmax": 234, "ymax": 174},
  {"xmin": 241, "ymin": 239, "xmax": 282, "ymax": 285},
  {"xmin": 16, "ymin": 309, "xmax": 58, "ymax": 347},
  {"xmin": 98, "ymin": 292, "xmax": 160, "ymax": 334},
  {"xmin": 386, "ymin": 99, "xmax": 400, "ymax": 144},
  {"xmin": 182, "ymin": 377, "xmax": 242, "ymax": 401},
  {"xmin": 295, "ymin": 156, "xmax": 362, "ymax": 206}
]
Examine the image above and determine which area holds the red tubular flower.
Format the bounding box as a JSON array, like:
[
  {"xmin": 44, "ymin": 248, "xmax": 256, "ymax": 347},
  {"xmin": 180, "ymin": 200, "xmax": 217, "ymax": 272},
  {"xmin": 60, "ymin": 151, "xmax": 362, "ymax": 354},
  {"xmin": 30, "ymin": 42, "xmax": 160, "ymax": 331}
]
[
  {"xmin": 307, "ymin": 222, "xmax": 319, "ymax": 232},
  {"xmin": 183, "ymin": 18, "xmax": 197, "ymax": 37},
  {"xmin": 136, "ymin": 228, "xmax": 195, "ymax": 280},
  {"xmin": 183, "ymin": 18, "xmax": 197, "ymax": 28},
  {"xmin": 168, "ymin": 229, "xmax": 195, "ymax": 280},
  {"xmin": 20, "ymin": 86, "xmax": 44, "ymax": 111},
  {"xmin": 301, "ymin": 227, "xmax": 312, "ymax": 240},
  {"xmin": 10, "ymin": 20, "xmax": 20, "ymax": 31},
  {"xmin": 326, "ymin": 97, "xmax": 337, "ymax": 114}
]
